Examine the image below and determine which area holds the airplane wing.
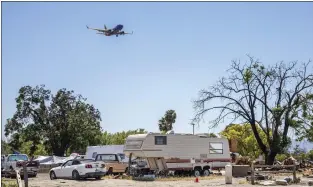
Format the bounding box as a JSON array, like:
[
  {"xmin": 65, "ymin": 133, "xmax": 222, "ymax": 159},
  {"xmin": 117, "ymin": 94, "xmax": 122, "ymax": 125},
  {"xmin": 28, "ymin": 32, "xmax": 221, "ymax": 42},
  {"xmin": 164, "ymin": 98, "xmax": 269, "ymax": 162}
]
[
  {"xmin": 119, "ymin": 31, "xmax": 134, "ymax": 35},
  {"xmin": 86, "ymin": 25, "xmax": 106, "ymax": 32}
]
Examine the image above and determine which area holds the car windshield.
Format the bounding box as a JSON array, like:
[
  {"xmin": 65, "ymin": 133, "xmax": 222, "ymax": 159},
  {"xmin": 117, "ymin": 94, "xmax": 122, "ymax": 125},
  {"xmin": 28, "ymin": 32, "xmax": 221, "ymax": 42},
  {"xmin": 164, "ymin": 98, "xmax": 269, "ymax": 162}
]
[{"xmin": 8, "ymin": 155, "xmax": 28, "ymax": 161}]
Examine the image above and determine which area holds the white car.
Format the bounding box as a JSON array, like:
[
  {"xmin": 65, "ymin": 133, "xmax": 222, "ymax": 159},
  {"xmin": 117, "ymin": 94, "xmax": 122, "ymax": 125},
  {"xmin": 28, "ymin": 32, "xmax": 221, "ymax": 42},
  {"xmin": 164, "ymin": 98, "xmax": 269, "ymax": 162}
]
[{"xmin": 49, "ymin": 159, "xmax": 107, "ymax": 180}]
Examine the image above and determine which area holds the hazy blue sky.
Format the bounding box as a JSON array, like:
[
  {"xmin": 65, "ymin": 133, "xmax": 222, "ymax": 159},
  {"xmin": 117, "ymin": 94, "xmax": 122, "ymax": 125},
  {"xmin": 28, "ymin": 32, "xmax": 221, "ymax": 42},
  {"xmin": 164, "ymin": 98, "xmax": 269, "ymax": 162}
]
[{"xmin": 2, "ymin": 2, "xmax": 313, "ymax": 139}]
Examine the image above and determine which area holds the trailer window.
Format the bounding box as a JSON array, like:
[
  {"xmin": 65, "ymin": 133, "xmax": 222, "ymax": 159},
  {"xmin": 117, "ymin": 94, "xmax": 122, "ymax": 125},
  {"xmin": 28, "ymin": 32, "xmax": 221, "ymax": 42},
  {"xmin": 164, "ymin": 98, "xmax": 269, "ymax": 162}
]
[
  {"xmin": 209, "ymin": 142, "xmax": 223, "ymax": 154},
  {"xmin": 155, "ymin": 136, "xmax": 167, "ymax": 145}
]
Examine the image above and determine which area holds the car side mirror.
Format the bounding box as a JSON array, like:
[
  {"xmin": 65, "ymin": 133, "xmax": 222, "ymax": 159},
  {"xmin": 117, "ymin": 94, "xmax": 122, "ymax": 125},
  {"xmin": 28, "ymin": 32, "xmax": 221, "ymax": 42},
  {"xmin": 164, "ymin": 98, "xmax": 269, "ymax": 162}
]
[{"xmin": 58, "ymin": 163, "xmax": 62, "ymax": 166}]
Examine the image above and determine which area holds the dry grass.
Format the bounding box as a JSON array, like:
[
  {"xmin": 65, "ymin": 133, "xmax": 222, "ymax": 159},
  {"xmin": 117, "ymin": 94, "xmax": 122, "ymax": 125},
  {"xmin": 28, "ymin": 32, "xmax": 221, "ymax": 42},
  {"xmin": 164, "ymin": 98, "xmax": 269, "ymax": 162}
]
[
  {"xmin": 238, "ymin": 179, "xmax": 248, "ymax": 184},
  {"xmin": 1, "ymin": 178, "xmax": 18, "ymax": 187}
]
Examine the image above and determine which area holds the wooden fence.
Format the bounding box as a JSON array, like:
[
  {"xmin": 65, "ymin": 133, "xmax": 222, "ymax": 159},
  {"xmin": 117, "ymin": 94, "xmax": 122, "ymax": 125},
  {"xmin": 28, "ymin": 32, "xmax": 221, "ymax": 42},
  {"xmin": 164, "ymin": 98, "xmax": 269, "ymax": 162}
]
[{"xmin": 250, "ymin": 163, "xmax": 297, "ymax": 185}]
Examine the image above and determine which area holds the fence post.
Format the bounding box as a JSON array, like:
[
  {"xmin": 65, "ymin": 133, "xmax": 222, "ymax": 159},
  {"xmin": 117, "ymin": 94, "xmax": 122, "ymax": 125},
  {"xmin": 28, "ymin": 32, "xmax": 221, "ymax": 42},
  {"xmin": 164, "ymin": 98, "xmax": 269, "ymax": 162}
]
[
  {"xmin": 251, "ymin": 162, "xmax": 255, "ymax": 185},
  {"xmin": 23, "ymin": 163, "xmax": 28, "ymax": 187},
  {"xmin": 292, "ymin": 164, "xmax": 297, "ymax": 183},
  {"xmin": 15, "ymin": 170, "xmax": 23, "ymax": 187}
]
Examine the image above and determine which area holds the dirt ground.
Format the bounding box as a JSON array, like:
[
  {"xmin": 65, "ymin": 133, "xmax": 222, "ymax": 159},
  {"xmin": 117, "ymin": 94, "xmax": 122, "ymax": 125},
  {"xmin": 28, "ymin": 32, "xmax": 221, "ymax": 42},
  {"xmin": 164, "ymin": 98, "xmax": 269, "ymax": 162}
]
[{"xmin": 23, "ymin": 173, "xmax": 312, "ymax": 187}]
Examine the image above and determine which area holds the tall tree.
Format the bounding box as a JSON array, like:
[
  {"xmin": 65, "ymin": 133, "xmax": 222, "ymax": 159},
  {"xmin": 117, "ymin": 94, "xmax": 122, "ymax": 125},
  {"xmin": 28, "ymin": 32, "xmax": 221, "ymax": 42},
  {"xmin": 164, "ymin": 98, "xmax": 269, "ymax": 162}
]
[
  {"xmin": 5, "ymin": 85, "xmax": 102, "ymax": 156},
  {"xmin": 1, "ymin": 140, "xmax": 12, "ymax": 155},
  {"xmin": 193, "ymin": 56, "xmax": 313, "ymax": 164},
  {"xmin": 101, "ymin": 129, "xmax": 147, "ymax": 145},
  {"xmin": 220, "ymin": 123, "xmax": 274, "ymax": 159},
  {"xmin": 158, "ymin": 110, "xmax": 177, "ymax": 133}
]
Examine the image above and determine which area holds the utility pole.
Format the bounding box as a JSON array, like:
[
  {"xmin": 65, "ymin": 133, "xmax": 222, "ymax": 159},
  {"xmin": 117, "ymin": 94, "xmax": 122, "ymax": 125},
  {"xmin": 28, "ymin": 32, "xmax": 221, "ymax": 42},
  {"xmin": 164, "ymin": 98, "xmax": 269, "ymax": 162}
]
[{"xmin": 190, "ymin": 123, "xmax": 195, "ymax": 135}]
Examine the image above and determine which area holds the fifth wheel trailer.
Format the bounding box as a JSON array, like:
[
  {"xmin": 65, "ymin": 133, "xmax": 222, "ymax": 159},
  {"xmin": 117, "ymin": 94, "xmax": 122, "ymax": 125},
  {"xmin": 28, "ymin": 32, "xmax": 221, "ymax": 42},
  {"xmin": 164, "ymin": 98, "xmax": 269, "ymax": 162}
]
[{"xmin": 123, "ymin": 132, "xmax": 231, "ymax": 177}]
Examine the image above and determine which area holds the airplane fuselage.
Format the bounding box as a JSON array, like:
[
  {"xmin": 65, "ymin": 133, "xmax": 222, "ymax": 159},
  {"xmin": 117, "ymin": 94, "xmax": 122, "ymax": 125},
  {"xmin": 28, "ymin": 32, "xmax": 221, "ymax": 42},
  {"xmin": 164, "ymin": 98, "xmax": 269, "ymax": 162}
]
[
  {"xmin": 106, "ymin": 24, "xmax": 123, "ymax": 36},
  {"xmin": 90, "ymin": 24, "xmax": 130, "ymax": 37}
]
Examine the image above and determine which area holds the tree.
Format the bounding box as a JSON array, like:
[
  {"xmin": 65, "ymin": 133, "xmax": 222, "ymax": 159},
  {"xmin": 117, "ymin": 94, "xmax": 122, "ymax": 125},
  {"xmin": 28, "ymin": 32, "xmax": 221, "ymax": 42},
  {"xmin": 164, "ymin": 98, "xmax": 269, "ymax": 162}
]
[
  {"xmin": 293, "ymin": 95, "xmax": 313, "ymax": 142},
  {"xmin": 19, "ymin": 141, "xmax": 48, "ymax": 156},
  {"xmin": 1, "ymin": 140, "xmax": 12, "ymax": 155},
  {"xmin": 307, "ymin": 150, "xmax": 313, "ymax": 161},
  {"xmin": 158, "ymin": 110, "xmax": 177, "ymax": 133},
  {"xmin": 5, "ymin": 85, "xmax": 102, "ymax": 156},
  {"xmin": 219, "ymin": 123, "xmax": 270, "ymax": 159},
  {"xmin": 101, "ymin": 129, "xmax": 147, "ymax": 145},
  {"xmin": 207, "ymin": 133, "xmax": 218, "ymax": 138},
  {"xmin": 193, "ymin": 56, "xmax": 313, "ymax": 164},
  {"xmin": 292, "ymin": 145, "xmax": 307, "ymax": 161}
]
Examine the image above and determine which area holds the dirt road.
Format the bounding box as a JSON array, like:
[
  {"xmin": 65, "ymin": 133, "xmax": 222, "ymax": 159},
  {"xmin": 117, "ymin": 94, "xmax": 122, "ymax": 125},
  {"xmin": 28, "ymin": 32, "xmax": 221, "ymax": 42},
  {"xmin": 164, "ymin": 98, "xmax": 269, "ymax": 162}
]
[
  {"xmin": 27, "ymin": 173, "xmax": 310, "ymax": 187},
  {"xmin": 28, "ymin": 173, "xmax": 247, "ymax": 187}
]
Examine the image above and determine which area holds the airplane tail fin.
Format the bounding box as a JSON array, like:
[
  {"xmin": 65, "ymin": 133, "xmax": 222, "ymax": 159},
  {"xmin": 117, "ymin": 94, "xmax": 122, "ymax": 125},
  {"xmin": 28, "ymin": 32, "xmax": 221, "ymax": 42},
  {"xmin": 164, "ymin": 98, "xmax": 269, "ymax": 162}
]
[
  {"xmin": 104, "ymin": 24, "xmax": 107, "ymax": 30},
  {"xmin": 86, "ymin": 25, "xmax": 89, "ymax": 29}
]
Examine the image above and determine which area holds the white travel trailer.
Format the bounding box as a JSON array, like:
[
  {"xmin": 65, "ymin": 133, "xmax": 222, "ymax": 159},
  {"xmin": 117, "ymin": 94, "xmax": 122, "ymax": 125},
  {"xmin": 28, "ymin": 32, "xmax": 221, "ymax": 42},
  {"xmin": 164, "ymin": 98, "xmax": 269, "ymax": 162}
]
[{"xmin": 123, "ymin": 132, "xmax": 231, "ymax": 177}]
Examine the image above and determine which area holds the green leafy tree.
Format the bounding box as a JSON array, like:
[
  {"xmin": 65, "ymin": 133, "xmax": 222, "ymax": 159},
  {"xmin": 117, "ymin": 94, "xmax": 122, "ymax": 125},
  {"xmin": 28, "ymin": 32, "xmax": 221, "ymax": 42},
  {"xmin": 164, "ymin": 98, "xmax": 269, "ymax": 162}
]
[
  {"xmin": 193, "ymin": 56, "xmax": 312, "ymax": 164},
  {"xmin": 101, "ymin": 129, "xmax": 147, "ymax": 145},
  {"xmin": 307, "ymin": 150, "xmax": 313, "ymax": 161},
  {"xmin": 292, "ymin": 94, "xmax": 313, "ymax": 142},
  {"xmin": 1, "ymin": 140, "xmax": 12, "ymax": 155},
  {"xmin": 207, "ymin": 133, "xmax": 218, "ymax": 138},
  {"xmin": 19, "ymin": 141, "xmax": 48, "ymax": 156},
  {"xmin": 219, "ymin": 123, "xmax": 270, "ymax": 159},
  {"xmin": 4, "ymin": 85, "xmax": 102, "ymax": 156},
  {"xmin": 158, "ymin": 110, "xmax": 177, "ymax": 133}
]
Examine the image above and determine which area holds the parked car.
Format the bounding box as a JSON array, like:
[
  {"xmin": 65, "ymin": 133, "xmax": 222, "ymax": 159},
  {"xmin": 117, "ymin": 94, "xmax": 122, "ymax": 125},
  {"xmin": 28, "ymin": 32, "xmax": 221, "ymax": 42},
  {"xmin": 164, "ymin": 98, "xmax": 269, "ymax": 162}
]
[
  {"xmin": 94, "ymin": 153, "xmax": 128, "ymax": 175},
  {"xmin": 49, "ymin": 159, "xmax": 107, "ymax": 180},
  {"xmin": 2, "ymin": 154, "xmax": 39, "ymax": 178}
]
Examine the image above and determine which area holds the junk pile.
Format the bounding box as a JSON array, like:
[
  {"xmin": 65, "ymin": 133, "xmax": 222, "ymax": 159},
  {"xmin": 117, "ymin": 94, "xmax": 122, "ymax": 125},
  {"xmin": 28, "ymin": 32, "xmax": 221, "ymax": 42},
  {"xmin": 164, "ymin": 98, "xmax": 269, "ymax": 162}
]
[
  {"xmin": 34, "ymin": 154, "xmax": 80, "ymax": 173},
  {"xmin": 235, "ymin": 156, "xmax": 252, "ymax": 165}
]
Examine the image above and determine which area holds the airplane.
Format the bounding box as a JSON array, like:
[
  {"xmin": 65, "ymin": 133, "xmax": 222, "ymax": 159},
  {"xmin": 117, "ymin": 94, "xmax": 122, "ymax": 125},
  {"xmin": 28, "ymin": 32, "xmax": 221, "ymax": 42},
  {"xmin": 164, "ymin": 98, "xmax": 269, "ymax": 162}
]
[{"xmin": 86, "ymin": 24, "xmax": 133, "ymax": 37}]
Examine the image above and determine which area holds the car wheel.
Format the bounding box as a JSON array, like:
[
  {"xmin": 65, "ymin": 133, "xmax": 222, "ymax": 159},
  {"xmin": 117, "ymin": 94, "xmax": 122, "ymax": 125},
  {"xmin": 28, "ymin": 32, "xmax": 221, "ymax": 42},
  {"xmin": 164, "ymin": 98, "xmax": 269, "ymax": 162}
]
[
  {"xmin": 72, "ymin": 170, "xmax": 80, "ymax": 180},
  {"xmin": 50, "ymin": 171, "xmax": 57, "ymax": 180},
  {"xmin": 107, "ymin": 167, "xmax": 113, "ymax": 175},
  {"xmin": 95, "ymin": 176, "xmax": 101, "ymax": 180}
]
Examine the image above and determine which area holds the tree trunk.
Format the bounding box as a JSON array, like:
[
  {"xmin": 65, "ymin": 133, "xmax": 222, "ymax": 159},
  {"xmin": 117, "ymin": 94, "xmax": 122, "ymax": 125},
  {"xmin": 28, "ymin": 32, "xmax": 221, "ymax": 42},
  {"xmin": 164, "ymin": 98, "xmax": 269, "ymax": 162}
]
[
  {"xmin": 53, "ymin": 148, "xmax": 66, "ymax": 157},
  {"xmin": 265, "ymin": 151, "xmax": 277, "ymax": 165}
]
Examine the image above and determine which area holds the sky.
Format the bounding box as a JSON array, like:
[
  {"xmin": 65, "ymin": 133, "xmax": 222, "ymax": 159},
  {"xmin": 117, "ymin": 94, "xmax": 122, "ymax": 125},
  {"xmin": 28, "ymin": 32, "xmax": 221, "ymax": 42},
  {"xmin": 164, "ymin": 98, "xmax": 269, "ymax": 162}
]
[{"xmin": 2, "ymin": 2, "xmax": 313, "ymax": 140}]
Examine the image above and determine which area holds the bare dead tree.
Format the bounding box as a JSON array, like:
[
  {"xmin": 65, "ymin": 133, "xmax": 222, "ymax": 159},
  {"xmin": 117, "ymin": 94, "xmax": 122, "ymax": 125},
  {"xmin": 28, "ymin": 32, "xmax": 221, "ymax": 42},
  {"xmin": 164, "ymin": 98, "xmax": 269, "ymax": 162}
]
[{"xmin": 193, "ymin": 55, "xmax": 313, "ymax": 164}]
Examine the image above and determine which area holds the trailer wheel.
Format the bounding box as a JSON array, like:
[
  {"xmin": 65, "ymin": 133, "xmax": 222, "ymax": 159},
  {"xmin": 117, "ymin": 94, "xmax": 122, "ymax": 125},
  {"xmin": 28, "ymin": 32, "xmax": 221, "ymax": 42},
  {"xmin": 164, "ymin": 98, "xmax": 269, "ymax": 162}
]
[
  {"xmin": 193, "ymin": 168, "xmax": 201, "ymax": 177},
  {"xmin": 203, "ymin": 169, "xmax": 210, "ymax": 176}
]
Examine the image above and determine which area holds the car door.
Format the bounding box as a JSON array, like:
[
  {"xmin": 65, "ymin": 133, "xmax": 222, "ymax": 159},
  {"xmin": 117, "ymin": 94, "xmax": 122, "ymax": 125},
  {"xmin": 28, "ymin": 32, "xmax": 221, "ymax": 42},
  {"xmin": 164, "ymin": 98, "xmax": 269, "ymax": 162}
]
[
  {"xmin": 62, "ymin": 160, "xmax": 74, "ymax": 177},
  {"xmin": 58, "ymin": 160, "xmax": 73, "ymax": 178}
]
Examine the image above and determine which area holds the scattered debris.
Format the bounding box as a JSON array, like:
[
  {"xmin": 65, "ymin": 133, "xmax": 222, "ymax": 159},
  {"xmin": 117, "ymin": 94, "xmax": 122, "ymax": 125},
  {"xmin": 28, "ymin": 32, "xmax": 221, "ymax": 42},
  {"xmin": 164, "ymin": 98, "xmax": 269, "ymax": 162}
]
[
  {"xmin": 283, "ymin": 177, "xmax": 292, "ymax": 184},
  {"xmin": 262, "ymin": 181, "xmax": 276, "ymax": 186},
  {"xmin": 275, "ymin": 179, "xmax": 288, "ymax": 186},
  {"xmin": 113, "ymin": 175, "xmax": 120, "ymax": 179},
  {"xmin": 246, "ymin": 174, "xmax": 269, "ymax": 181}
]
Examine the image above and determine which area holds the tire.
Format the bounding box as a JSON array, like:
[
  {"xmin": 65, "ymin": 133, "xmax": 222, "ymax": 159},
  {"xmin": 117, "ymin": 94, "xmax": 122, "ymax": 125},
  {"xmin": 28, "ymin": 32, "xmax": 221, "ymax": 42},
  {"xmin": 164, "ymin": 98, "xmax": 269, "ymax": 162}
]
[
  {"xmin": 72, "ymin": 170, "xmax": 80, "ymax": 180},
  {"xmin": 50, "ymin": 171, "xmax": 57, "ymax": 180},
  {"xmin": 203, "ymin": 169, "xmax": 210, "ymax": 176},
  {"xmin": 194, "ymin": 168, "xmax": 201, "ymax": 177},
  {"xmin": 107, "ymin": 167, "xmax": 113, "ymax": 175},
  {"xmin": 95, "ymin": 176, "xmax": 101, "ymax": 180}
]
